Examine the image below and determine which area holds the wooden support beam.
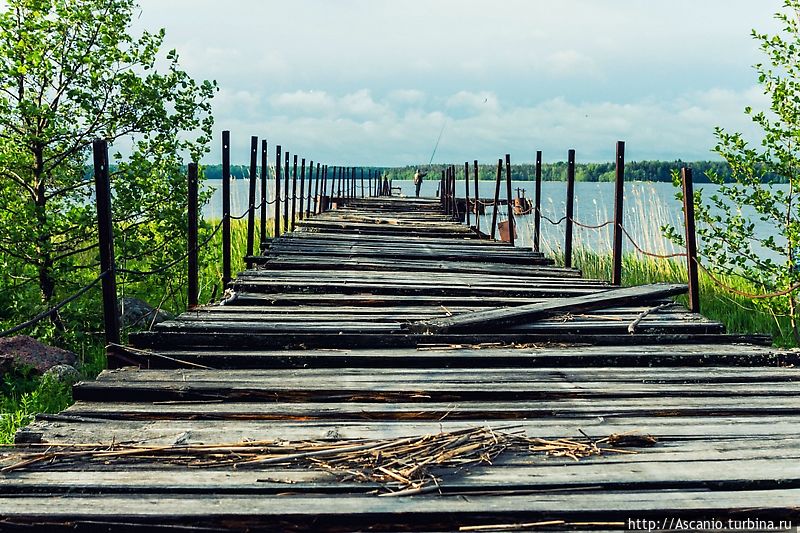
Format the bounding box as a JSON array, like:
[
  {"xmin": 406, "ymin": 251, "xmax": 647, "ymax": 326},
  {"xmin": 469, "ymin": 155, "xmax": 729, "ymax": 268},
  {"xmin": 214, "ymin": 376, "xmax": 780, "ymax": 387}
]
[
  {"xmin": 221, "ymin": 131, "xmax": 232, "ymax": 285},
  {"xmin": 505, "ymin": 153, "xmax": 514, "ymax": 246},
  {"xmin": 92, "ymin": 138, "xmax": 120, "ymax": 347},
  {"xmin": 274, "ymin": 145, "xmax": 282, "ymax": 236},
  {"xmin": 682, "ymin": 167, "xmax": 701, "ymax": 313},
  {"xmin": 612, "ymin": 141, "xmax": 625, "ymax": 285},
  {"xmin": 246, "ymin": 136, "xmax": 258, "ymax": 267},
  {"xmin": 533, "ymin": 150, "xmax": 542, "ymax": 253},
  {"xmin": 408, "ymin": 283, "xmax": 688, "ymax": 333},
  {"xmin": 187, "ymin": 162, "xmax": 198, "ymax": 309},
  {"xmin": 564, "ymin": 148, "xmax": 576, "ymax": 269},
  {"xmin": 260, "ymin": 140, "xmax": 268, "ymax": 247}
]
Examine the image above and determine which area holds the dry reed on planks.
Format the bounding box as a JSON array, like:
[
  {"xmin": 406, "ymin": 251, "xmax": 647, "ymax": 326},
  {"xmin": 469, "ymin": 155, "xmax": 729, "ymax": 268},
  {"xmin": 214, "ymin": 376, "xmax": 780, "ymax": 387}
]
[{"xmin": 0, "ymin": 427, "xmax": 655, "ymax": 495}]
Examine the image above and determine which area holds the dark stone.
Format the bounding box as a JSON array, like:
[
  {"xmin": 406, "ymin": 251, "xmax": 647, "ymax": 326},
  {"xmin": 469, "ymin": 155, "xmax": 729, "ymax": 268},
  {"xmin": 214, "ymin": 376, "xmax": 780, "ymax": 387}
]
[
  {"xmin": 119, "ymin": 297, "xmax": 173, "ymax": 329},
  {"xmin": 0, "ymin": 335, "xmax": 77, "ymax": 374}
]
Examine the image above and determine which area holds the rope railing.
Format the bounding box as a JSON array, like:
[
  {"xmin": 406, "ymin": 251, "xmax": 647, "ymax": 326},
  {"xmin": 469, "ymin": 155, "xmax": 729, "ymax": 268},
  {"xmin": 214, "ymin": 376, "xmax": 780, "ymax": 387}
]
[
  {"xmin": 117, "ymin": 219, "xmax": 224, "ymax": 277},
  {"xmin": 616, "ymin": 224, "xmax": 687, "ymax": 260},
  {"xmin": 695, "ymin": 260, "xmax": 800, "ymax": 299},
  {"xmin": 0, "ymin": 271, "xmax": 109, "ymax": 338}
]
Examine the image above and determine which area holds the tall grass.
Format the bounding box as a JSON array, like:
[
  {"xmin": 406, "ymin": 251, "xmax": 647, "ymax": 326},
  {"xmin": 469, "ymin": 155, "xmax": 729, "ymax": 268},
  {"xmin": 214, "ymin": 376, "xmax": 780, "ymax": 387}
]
[{"xmin": 569, "ymin": 249, "xmax": 794, "ymax": 346}]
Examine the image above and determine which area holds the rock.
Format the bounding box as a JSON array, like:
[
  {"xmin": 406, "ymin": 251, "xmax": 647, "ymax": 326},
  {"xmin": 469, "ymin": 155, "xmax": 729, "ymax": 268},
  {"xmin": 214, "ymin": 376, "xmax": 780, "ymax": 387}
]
[
  {"xmin": 0, "ymin": 335, "xmax": 77, "ymax": 374},
  {"xmin": 119, "ymin": 297, "xmax": 173, "ymax": 329},
  {"xmin": 43, "ymin": 364, "xmax": 81, "ymax": 384}
]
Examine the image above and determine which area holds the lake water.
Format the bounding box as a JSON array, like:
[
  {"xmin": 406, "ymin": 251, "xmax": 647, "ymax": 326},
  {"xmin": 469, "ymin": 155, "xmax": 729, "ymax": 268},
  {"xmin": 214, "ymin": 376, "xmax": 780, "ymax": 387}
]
[{"xmin": 202, "ymin": 178, "xmax": 784, "ymax": 261}]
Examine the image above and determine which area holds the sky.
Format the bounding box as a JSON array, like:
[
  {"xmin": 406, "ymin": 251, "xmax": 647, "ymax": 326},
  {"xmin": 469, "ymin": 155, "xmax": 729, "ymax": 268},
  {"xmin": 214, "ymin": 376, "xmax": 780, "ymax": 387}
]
[{"xmin": 136, "ymin": 0, "xmax": 783, "ymax": 166}]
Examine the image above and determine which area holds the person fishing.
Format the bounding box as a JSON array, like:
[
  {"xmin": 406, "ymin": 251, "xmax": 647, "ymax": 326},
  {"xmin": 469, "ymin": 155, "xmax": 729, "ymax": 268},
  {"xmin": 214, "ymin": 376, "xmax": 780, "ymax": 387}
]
[{"xmin": 413, "ymin": 168, "xmax": 428, "ymax": 197}]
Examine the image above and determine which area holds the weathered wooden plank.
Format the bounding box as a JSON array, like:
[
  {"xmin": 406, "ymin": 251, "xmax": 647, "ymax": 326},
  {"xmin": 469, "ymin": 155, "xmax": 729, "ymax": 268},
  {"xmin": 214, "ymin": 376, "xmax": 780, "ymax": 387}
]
[
  {"xmin": 92, "ymin": 365, "xmax": 800, "ymax": 383},
  {"xmin": 71, "ymin": 379, "xmax": 800, "ymax": 403},
  {"xmin": 1, "ymin": 488, "xmax": 798, "ymax": 531},
  {"xmin": 410, "ymin": 283, "xmax": 689, "ymax": 333},
  {"xmin": 60, "ymin": 396, "xmax": 800, "ymax": 421},
  {"xmin": 112, "ymin": 342, "xmax": 794, "ymax": 369},
  {"xmin": 128, "ymin": 331, "xmax": 772, "ymax": 351},
  {"xmin": 3, "ymin": 456, "xmax": 800, "ymax": 495}
]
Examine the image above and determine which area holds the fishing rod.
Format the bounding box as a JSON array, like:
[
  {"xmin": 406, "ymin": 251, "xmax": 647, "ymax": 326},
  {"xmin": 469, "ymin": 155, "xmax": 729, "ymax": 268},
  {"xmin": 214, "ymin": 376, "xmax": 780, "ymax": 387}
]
[{"xmin": 428, "ymin": 121, "xmax": 446, "ymax": 166}]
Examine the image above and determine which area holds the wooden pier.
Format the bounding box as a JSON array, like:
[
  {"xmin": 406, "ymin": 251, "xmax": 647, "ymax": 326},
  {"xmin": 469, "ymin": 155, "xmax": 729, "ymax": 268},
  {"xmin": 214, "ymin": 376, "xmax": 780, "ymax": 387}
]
[{"xmin": 2, "ymin": 196, "xmax": 799, "ymax": 531}]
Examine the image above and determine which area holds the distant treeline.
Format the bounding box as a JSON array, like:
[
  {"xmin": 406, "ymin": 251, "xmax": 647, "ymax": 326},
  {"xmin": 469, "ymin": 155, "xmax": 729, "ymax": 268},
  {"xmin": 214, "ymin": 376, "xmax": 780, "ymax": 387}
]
[{"xmin": 198, "ymin": 160, "xmax": 783, "ymax": 183}]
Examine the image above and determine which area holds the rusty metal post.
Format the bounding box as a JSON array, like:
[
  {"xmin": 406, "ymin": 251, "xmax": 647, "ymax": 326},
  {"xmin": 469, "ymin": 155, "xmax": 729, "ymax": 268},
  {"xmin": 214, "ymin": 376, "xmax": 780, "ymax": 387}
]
[
  {"xmin": 533, "ymin": 150, "xmax": 542, "ymax": 253},
  {"xmin": 92, "ymin": 138, "xmax": 120, "ymax": 347},
  {"xmin": 246, "ymin": 136, "xmax": 258, "ymax": 268},
  {"xmin": 274, "ymin": 145, "xmax": 282, "ymax": 236},
  {"xmin": 490, "ymin": 158, "xmax": 502, "ymax": 240},
  {"xmin": 298, "ymin": 158, "xmax": 306, "ymax": 221},
  {"xmin": 260, "ymin": 140, "xmax": 268, "ymax": 247},
  {"xmin": 313, "ymin": 163, "xmax": 321, "ymax": 214},
  {"xmin": 450, "ymin": 166, "xmax": 456, "ymax": 217},
  {"xmin": 320, "ymin": 165, "xmax": 328, "ymax": 212},
  {"xmin": 440, "ymin": 170, "xmax": 445, "ymax": 206},
  {"xmin": 221, "ymin": 131, "xmax": 232, "ymax": 286},
  {"xmin": 290, "ymin": 155, "xmax": 298, "ymax": 230},
  {"xmin": 283, "ymin": 151, "xmax": 289, "ymax": 233},
  {"xmin": 612, "ymin": 141, "xmax": 626, "ymax": 285},
  {"xmin": 306, "ymin": 160, "xmax": 314, "ymax": 217},
  {"xmin": 682, "ymin": 167, "xmax": 700, "ymax": 313},
  {"xmin": 464, "ymin": 162, "xmax": 471, "ymax": 226},
  {"xmin": 473, "ymin": 160, "xmax": 480, "ymax": 233},
  {"xmin": 564, "ymin": 149, "xmax": 576, "ymax": 269},
  {"xmin": 505, "ymin": 154, "xmax": 515, "ymax": 247},
  {"xmin": 187, "ymin": 162, "xmax": 199, "ymax": 309}
]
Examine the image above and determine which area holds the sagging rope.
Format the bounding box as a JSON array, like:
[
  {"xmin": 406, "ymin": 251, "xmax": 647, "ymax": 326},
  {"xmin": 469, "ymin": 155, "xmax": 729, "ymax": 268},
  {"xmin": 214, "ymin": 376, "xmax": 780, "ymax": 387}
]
[
  {"xmin": 695, "ymin": 260, "xmax": 800, "ymax": 300},
  {"xmin": 617, "ymin": 224, "xmax": 687, "ymax": 259},
  {"xmin": 0, "ymin": 271, "xmax": 109, "ymax": 338},
  {"xmin": 118, "ymin": 219, "xmax": 224, "ymax": 277},
  {"xmin": 569, "ymin": 217, "xmax": 615, "ymax": 230}
]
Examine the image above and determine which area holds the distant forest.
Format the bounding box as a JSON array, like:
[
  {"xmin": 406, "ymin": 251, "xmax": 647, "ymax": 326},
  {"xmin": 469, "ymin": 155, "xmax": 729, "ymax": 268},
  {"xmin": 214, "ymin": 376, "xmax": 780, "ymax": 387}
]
[{"xmin": 199, "ymin": 160, "xmax": 779, "ymax": 183}]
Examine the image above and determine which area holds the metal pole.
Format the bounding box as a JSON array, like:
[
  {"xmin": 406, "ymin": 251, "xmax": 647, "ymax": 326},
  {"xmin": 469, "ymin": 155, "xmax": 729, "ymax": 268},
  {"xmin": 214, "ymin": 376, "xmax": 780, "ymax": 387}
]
[
  {"xmin": 321, "ymin": 165, "xmax": 328, "ymax": 212},
  {"xmin": 92, "ymin": 138, "xmax": 120, "ymax": 347},
  {"xmin": 291, "ymin": 155, "xmax": 298, "ymax": 230},
  {"xmin": 682, "ymin": 167, "xmax": 701, "ymax": 313},
  {"xmin": 612, "ymin": 141, "xmax": 626, "ymax": 285},
  {"xmin": 187, "ymin": 162, "xmax": 198, "ymax": 309},
  {"xmin": 360, "ymin": 168, "xmax": 365, "ymax": 198},
  {"xmin": 312, "ymin": 163, "xmax": 322, "ymax": 214},
  {"xmin": 473, "ymin": 160, "xmax": 480, "ymax": 233},
  {"xmin": 274, "ymin": 145, "xmax": 282, "ymax": 237},
  {"xmin": 564, "ymin": 149, "xmax": 576, "ymax": 269},
  {"xmin": 464, "ymin": 162, "xmax": 471, "ymax": 226},
  {"xmin": 440, "ymin": 170, "xmax": 445, "ymax": 206},
  {"xmin": 533, "ymin": 150, "xmax": 542, "ymax": 253},
  {"xmin": 305, "ymin": 160, "xmax": 313, "ymax": 217},
  {"xmin": 222, "ymin": 131, "xmax": 232, "ymax": 286},
  {"xmin": 246, "ymin": 136, "xmax": 258, "ymax": 268},
  {"xmin": 505, "ymin": 154, "xmax": 515, "ymax": 247},
  {"xmin": 298, "ymin": 158, "xmax": 306, "ymax": 221},
  {"xmin": 260, "ymin": 140, "xmax": 268, "ymax": 247},
  {"xmin": 283, "ymin": 151, "xmax": 289, "ymax": 233},
  {"xmin": 490, "ymin": 158, "xmax": 502, "ymax": 240}
]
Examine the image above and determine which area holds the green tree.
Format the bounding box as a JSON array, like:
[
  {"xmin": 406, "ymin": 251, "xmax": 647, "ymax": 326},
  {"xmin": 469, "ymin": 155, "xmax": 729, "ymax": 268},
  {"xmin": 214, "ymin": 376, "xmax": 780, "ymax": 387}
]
[
  {"xmin": 0, "ymin": 0, "xmax": 215, "ymax": 333},
  {"xmin": 668, "ymin": 1, "xmax": 800, "ymax": 341}
]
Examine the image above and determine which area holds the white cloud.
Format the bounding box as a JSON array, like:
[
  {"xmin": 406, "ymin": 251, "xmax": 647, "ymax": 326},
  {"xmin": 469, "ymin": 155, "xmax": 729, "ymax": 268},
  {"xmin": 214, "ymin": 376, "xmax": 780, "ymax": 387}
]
[
  {"xmin": 269, "ymin": 90, "xmax": 335, "ymax": 114},
  {"xmin": 543, "ymin": 50, "xmax": 601, "ymax": 79},
  {"xmin": 131, "ymin": 0, "xmax": 786, "ymax": 164},
  {"xmin": 446, "ymin": 91, "xmax": 500, "ymax": 115}
]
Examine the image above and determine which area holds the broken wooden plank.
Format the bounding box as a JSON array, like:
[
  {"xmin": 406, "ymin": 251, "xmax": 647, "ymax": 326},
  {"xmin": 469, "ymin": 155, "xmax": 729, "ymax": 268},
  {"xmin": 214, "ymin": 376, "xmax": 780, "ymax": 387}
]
[{"xmin": 409, "ymin": 283, "xmax": 689, "ymax": 333}]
